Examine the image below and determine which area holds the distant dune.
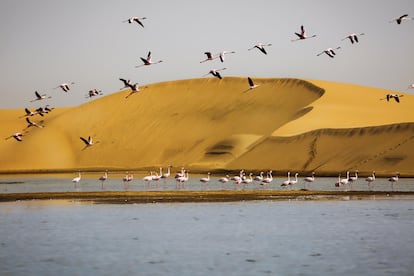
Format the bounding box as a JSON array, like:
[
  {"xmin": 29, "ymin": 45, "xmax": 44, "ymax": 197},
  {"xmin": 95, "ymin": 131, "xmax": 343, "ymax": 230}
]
[{"xmin": 1, "ymin": 77, "xmax": 413, "ymax": 176}]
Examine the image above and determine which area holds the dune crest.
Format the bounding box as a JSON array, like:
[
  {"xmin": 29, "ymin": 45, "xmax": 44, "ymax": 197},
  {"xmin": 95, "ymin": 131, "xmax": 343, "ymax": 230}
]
[{"xmin": 1, "ymin": 77, "xmax": 413, "ymax": 175}]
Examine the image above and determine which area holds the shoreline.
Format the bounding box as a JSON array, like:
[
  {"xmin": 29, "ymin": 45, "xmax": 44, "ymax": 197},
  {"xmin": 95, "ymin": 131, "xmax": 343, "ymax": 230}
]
[{"xmin": 1, "ymin": 190, "xmax": 414, "ymax": 204}]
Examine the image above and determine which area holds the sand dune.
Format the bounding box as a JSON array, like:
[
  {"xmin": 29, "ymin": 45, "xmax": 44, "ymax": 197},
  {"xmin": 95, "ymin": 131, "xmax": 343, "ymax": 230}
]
[{"xmin": 1, "ymin": 77, "xmax": 413, "ymax": 175}]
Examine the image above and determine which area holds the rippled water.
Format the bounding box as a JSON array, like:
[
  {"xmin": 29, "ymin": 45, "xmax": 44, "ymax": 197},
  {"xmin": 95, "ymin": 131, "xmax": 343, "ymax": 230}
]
[
  {"xmin": 0, "ymin": 174, "xmax": 413, "ymax": 193},
  {"xmin": 0, "ymin": 199, "xmax": 414, "ymax": 275}
]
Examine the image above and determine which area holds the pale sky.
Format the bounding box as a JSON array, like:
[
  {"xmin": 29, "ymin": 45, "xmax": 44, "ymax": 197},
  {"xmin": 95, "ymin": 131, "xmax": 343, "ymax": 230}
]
[{"xmin": 1, "ymin": 0, "xmax": 413, "ymax": 108}]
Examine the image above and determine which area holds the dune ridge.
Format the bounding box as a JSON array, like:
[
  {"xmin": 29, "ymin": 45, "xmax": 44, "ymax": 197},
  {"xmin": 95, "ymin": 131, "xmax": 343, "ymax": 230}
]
[{"xmin": 1, "ymin": 77, "xmax": 413, "ymax": 175}]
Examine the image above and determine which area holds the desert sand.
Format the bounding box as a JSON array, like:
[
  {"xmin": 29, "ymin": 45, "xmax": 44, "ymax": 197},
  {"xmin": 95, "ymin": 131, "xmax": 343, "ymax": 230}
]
[{"xmin": 1, "ymin": 77, "xmax": 414, "ymax": 176}]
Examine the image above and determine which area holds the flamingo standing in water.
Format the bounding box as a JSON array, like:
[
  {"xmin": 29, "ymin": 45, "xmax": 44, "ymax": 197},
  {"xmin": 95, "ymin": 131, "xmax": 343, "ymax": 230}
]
[
  {"xmin": 248, "ymin": 43, "xmax": 272, "ymax": 55},
  {"xmin": 72, "ymin": 171, "xmax": 81, "ymax": 186},
  {"xmin": 200, "ymin": 172, "xmax": 211, "ymax": 183},
  {"xmin": 204, "ymin": 68, "xmax": 226, "ymax": 79},
  {"xmin": 365, "ymin": 171, "xmax": 375, "ymax": 191},
  {"xmin": 123, "ymin": 17, "xmax": 147, "ymax": 27},
  {"xmin": 281, "ymin": 172, "xmax": 291, "ymax": 187},
  {"xmin": 135, "ymin": 51, "xmax": 163, "ymax": 68},
  {"xmin": 5, "ymin": 132, "xmax": 25, "ymax": 142},
  {"xmin": 161, "ymin": 165, "xmax": 171, "ymax": 179},
  {"xmin": 200, "ymin": 52, "xmax": 218, "ymax": 63},
  {"xmin": 99, "ymin": 171, "xmax": 108, "ymax": 189},
  {"xmin": 340, "ymin": 171, "xmax": 350, "ymax": 190},
  {"xmin": 261, "ymin": 170, "xmax": 273, "ymax": 185},
  {"xmin": 219, "ymin": 175, "xmax": 230, "ymax": 183},
  {"xmin": 176, "ymin": 170, "xmax": 189, "ymax": 188},
  {"xmin": 292, "ymin": 25, "xmax": 317, "ymax": 42},
  {"xmin": 254, "ymin": 172, "xmax": 264, "ymax": 182},
  {"xmin": 317, "ymin": 47, "xmax": 341, "ymax": 58},
  {"xmin": 219, "ymin": 51, "xmax": 236, "ymax": 62},
  {"xmin": 31, "ymin": 91, "xmax": 51, "ymax": 102},
  {"xmin": 341, "ymin": 33, "xmax": 365, "ymax": 44},
  {"xmin": 289, "ymin": 173, "xmax": 299, "ymax": 187},
  {"xmin": 388, "ymin": 173, "xmax": 400, "ymax": 191},
  {"xmin": 242, "ymin": 173, "xmax": 253, "ymax": 184}
]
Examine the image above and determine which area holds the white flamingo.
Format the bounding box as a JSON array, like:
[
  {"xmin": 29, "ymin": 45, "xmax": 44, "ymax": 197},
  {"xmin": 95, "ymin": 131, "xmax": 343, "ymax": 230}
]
[
  {"xmin": 136, "ymin": 51, "xmax": 163, "ymax": 68},
  {"xmin": 349, "ymin": 170, "xmax": 358, "ymax": 190},
  {"xmin": 123, "ymin": 17, "xmax": 147, "ymax": 27},
  {"xmin": 317, "ymin": 47, "xmax": 341, "ymax": 58},
  {"xmin": 384, "ymin": 93, "xmax": 403, "ymax": 103},
  {"xmin": 152, "ymin": 169, "xmax": 161, "ymax": 181},
  {"xmin": 281, "ymin": 172, "xmax": 291, "ymax": 187},
  {"xmin": 335, "ymin": 174, "xmax": 341, "ymax": 187},
  {"xmin": 389, "ymin": 14, "xmax": 413, "ymax": 24},
  {"xmin": 219, "ymin": 175, "xmax": 230, "ymax": 183},
  {"xmin": 200, "ymin": 52, "xmax": 218, "ymax": 63},
  {"xmin": 31, "ymin": 91, "xmax": 51, "ymax": 102},
  {"xmin": 143, "ymin": 171, "xmax": 154, "ymax": 182},
  {"xmin": 219, "ymin": 51, "xmax": 236, "ymax": 62},
  {"xmin": 204, "ymin": 68, "xmax": 226, "ymax": 79},
  {"xmin": 292, "ymin": 25, "xmax": 317, "ymax": 42},
  {"xmin": 341, "ymin": 33, "xmax": 365, "ymax": 44},
  {"xmin": 365, "ymin": 171, "xmax": 375, "ymax": 190},
  {"xmin": 388, "ymin": 172, "xmax": 400, "ymax": 191},
  {"xmin": 340, "ymin": 171, "xmax": 350, "ymax": 189},
  {"xmin": 248, "ymin": 43, "xmax": 272, "ymax": 55},
  {"xmin": 200, "ymin": 172, "xmax": 211, "ymax": 183},
  {"xmin": 303, "ymin": 172, "xmax": 315, "ymax": 189},
  {"xmin": 408, "ymin": 84, "xmax": 414, "ymax": 89},
  {"xmin": 99, "ymin": 171, "xmax": 108, "ymax": 188},
  {"xmin": 289, "ymin": 173, "xmax": 299, "ymax": 186},
  {"xmin": 247, "ymin": 77, "xmax": 260, "ymax": 90},
  {"xmin": 176, "ymin": 170, "xmax": 189, "ymax": 187},
  {"xmin": 161, "ymin": 165, "xmax": 171, "ymax": 179},
  {"xmin": 261, "ymin": 170, "xmax": 273, "ymax": 185},
  {"xmin": 55, "ymin": 82, "xmax": 74, "ymax": 92}
]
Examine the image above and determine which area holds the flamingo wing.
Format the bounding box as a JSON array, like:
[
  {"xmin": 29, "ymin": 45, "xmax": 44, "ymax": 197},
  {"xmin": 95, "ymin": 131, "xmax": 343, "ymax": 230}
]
[
  {"xmin": 80, "ymin": 137, "xmax": 89, "ymax": 145},
  {"xmin": 248, "ymin": 77, "xmax": 254, "ymax": 87}
]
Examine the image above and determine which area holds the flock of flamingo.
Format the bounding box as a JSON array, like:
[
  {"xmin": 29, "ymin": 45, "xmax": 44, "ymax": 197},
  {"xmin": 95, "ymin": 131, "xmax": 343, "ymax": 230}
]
[
  {"xmin": 3, "ymin": 12, "xmax": 412, "ymax": 191},
  {"xmin": 70, "ymin": 167, "xmax": 401, "ymax": 192}
]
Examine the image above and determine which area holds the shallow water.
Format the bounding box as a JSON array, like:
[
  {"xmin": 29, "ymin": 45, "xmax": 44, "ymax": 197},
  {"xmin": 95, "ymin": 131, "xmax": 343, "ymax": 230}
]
[
  {"xmin": 0, "ymin": 174, "xmax": 413, "ymax": 193},
  {"xmin": 0, "ymin": 199, "xmax": 413, "ymax": 275}
]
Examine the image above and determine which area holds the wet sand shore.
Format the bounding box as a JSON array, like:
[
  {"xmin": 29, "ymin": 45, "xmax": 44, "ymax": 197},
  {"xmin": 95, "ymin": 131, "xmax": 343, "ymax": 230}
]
[{"xmin": 1, "ymin": 190, "xmax": 414, "ymax": 204}]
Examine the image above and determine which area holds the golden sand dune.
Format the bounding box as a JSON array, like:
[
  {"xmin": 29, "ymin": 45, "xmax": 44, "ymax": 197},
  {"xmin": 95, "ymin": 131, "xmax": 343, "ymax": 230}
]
[{"xmin": 1, "ymin": 77, "xmax": 413, "ymax": 175}]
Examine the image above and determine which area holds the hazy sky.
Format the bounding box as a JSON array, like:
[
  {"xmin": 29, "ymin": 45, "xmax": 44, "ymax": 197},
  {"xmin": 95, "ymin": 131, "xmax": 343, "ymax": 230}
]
[{"xmin": 1, "ymin": 0, "xmax": 413, "ymax": 108}]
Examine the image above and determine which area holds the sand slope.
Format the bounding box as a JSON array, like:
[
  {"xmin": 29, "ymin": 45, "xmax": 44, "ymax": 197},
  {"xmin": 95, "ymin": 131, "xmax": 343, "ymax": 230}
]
[{"xmin": 1, "ymin": 77, "xmax": 414, "ymax": 175}]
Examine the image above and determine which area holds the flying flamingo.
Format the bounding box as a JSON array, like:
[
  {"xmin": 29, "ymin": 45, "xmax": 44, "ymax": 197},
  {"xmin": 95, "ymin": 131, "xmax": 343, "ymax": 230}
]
[
  {"xmin": 99, "ymin": 171, "xmax": 108, "ymax": 189},
  {"xmin": 303, "ymin": 172, "xmax": 315, "ymax": 189},
  {"xmin": 200, "ymin": 172, "xmax": 211, "ymax": 183},
  {"xmin": 55, "ymin": 82, "xmax": 75, "ymax": 92},
  {"xmin": 388, "ymin": 172, "xmax": 400, "ymax": 191},
  {"xmin": 36, "ymin": 105, "xmax": 53, "ymax": 116},
  {"xmin": 261, "ymin": 170, "xmax": 273, "ymax": 185},
  {"xmin": 248, "ymin": 43, "xmax": 272, "ymax": 55},
  {"xmin": 219, "ymin": 51, "xmax": 236, "ymax": 62},
  {"xmin": 5, "ymin": 132, "xmax": 25, "ymax": 142},
  {"xmin": 292, "ymin": 25, "xmax": 317, "ymax": 42},
  {"xmin": 80, "ymin": 136, "xmax": 99, "ymax": 150},
  {"xmin": 340, "ymin": 171, "xmax": 350, "ymax": 190},
  {"xmin": 247, "ymin": 77, "xmax": 260, "ymax": 90},
  {"xmin": 21, "ymin": 108, "xmax": 42, "ymax": 118},
  {"xmin": 31, "ymin": 91, "xmax": 51, "ymax": 102},
  {"xmin": 204, "ymin": 68, "xmax": 226, "ymax": 79},
  {"xmin": 341, "ymin": 33, "xmax": 365, "ymax": 44},
  {"xmin": 365, "ymin": 171, "xmax": 375, "ymax": 191},
  {"xmin": 86, "ymin": 89, "xmax": 103, "ymax": 98},
  {"xmin": 408, "ymin": 84, "xmax": 414, "ymax": 89},
  {"xmin": 389, "ymin": 14, "xmax": 413, "ymax": 24},
  {"xmin": 125, "ymin": 83, "xmax": 140, "ymax": 99},
  {"xmin": 289, "ymin": 173, "xmax": 299, "ymax": 187},
  {"xmin": 25, "ymin": 117, "xmax": 44, "ymax": 129},
  {"xmin": 123, "ymin": 17, "xmax": 147, "ymax": 28},
  {"xmin": 281, "ymin": 172, "xmax": 291, "ymax": 187},
  {"xmin": 200, "ymin": 52, "xmax": 218, "ymax": 63},
  {"xmin": 135, "ymin": 51, "xmax": 163, "ymax": 68},
  {"xmin": 317, "ymin": 47, "xmax": 341, "ymax": 58}
]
